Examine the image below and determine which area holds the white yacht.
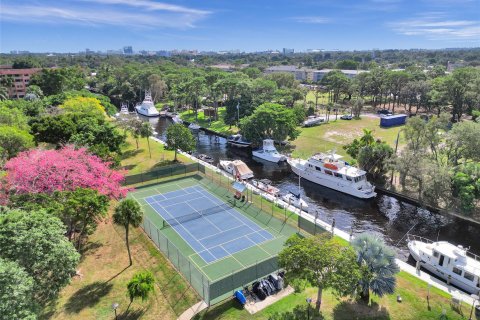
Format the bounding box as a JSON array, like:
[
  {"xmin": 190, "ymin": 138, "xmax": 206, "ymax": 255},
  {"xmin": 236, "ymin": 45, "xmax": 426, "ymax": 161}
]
[
  {"xmin": 135, "ymin": 90, "xmax": 160, "ymax": 117},
  {"xmin": 120, "ymin": 103, "xmax": 129, "ymax": 115},
  {"xmin": 287, "ymin": 152, "xmax": 376, "ymax": 199},
  {"xmin": 219, "ymin": 160, "xmax": 254, "ymax": 180},
  {"xmin": 407, "ymin": 235, "xmax": 480, "ymax": 295},
  {"xmin": 252, "ymin": 139, "xmax": 287, "ymax": 163}
]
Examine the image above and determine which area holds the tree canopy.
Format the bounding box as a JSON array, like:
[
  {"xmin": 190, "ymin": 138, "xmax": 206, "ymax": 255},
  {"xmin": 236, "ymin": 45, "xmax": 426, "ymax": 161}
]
[
  {"xmin": 0, "ymin": 258, "xmax": 37, "ymax": 320},
  {"xmin": 164, "ymin": 123, "xmax": 196, "ymax": 161},
  {"xmin": 240, "ymin": 103, "xmax": 300, "ymax": 144},
  {"xmin": 278, "ymin": 234, "xmax": 360, "ymax": 312},
  {"xmin": 0, "ymin": 209, "xmax": 80, "ymax": 303},
  {"xmin": 3, "ymin": 146, "xmax": 128, "ymax": 199}
]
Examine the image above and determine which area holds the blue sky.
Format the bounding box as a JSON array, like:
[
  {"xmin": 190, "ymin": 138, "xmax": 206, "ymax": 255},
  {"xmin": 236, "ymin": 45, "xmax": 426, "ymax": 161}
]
[{"xmin": 1, "ymin": 0, "xmax": 479, "ymax": 53}]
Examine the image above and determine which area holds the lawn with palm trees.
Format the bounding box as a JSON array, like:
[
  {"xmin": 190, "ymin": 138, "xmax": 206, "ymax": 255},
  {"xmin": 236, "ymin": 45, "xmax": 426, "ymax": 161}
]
[{"xmin": 290, "ymin": 116, "xmax": 404, "ymax": 161}]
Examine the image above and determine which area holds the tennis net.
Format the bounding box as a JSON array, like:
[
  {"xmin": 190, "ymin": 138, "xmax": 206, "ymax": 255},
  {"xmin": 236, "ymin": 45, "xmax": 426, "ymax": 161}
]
[{"xmin": 163, "ymin": 203, "xmax": 232, "ymax": 228}]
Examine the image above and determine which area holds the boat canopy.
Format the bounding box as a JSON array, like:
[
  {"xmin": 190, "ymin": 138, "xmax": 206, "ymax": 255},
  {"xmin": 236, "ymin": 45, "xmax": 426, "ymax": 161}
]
[
  {"xmin": 232, "ymin": 160, "xmax": 253, "ymax": 178},
  {"xmin": 262, "ymin": 139, "xmax": 276, "ymax": 151}
]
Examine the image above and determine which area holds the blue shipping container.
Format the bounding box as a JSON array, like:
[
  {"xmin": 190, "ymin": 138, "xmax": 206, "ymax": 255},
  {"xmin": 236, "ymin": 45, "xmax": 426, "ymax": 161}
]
[{"xmin": 380, "ymin": 114, "xmax": 407, "ymax": 127}]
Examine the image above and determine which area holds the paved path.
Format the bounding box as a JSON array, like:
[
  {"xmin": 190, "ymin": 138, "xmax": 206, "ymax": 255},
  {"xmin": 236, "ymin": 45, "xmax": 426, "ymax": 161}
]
[{"xmin": 177, "ymin": 301, "xmax": 209, "ymax": 320}]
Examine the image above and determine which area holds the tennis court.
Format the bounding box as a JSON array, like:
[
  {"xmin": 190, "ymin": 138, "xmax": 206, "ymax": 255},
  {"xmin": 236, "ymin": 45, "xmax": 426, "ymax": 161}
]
[
  {"xmin": 144, "ymin": 185, "xmax": 274, "ymax": 263},
  {"xmin": 129, "ymin": 174, "xmax": 299, "ymax": 304}
]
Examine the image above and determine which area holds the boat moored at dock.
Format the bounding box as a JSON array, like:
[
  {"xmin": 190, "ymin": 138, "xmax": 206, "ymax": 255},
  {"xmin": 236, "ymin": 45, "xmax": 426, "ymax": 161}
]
[
  {"xmin": 252, "ymin": 139, "xmax": 287, "ymax": 163},
  {"xmin": 287, "ymin": 152, "xmax": 376, "ymax": 199},
  {"xmin": 135, "ymin": 90, "xmax": 160, "ymax": 117},
  {"xmin": 407, "ymin": 234, "xmax": 480, "ymax": 295}
]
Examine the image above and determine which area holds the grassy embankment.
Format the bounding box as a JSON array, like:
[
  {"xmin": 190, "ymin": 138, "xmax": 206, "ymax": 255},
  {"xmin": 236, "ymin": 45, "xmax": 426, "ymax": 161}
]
[
  {"xmin": 180, "ymin": 107, "xmax": 238, "ymax": 136},
  {"xmin": 41, "ymin": 205, "xmax": 200, "ymax": 320},
  {"xmin": 120, "ymin": 132, "xmax": 194, "ymax": 175}
]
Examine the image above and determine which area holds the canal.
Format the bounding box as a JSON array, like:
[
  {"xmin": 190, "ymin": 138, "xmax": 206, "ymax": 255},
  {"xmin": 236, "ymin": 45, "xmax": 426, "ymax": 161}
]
[{"xmin": 144, "ymin": 116, "xmax": 480, "ymax": 261}]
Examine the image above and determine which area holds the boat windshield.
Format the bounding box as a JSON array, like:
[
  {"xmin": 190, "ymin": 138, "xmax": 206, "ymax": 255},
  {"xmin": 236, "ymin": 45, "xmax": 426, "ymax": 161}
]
[{"xmin": 353, "ymin": 175, "xmax": 365, "ymax": 182}]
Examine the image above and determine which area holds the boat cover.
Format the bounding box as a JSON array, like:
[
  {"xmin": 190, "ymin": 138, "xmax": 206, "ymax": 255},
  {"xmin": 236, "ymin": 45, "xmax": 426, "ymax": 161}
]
[
  {"xmin": 232, "ymin": 160, "xmax": 253, "ymax": 178},
  {"xmin": 234, "ymin": 290, "xmax": 246, "ymax": 305}
]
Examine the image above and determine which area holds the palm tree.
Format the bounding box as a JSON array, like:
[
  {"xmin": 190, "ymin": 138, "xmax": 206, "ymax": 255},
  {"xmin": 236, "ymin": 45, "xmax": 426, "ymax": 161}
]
[
  {"xmin": 352, "ymin": 233, "xmax": 399, "ymax": 303},
  {"xmin": 139, "ymin": 122, "xmax": 154, "ymax": 159},
  {"xmin": 113, "ymin": 199, "xmax": 143, "ymax": 266},
  {"xmin": 127, "ymin": 271, "xmax": 155, "ymax": 305},
  {"xmin": 359, "ymin": 129, "xmax": 375, "ymax": 146}
]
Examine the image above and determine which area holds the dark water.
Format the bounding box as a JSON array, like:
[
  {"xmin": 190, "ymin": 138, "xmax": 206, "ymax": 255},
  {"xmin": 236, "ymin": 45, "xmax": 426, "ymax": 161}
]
[{"xmin": 145, "ymin": 116, "xmax": 480, "ymax": 261}]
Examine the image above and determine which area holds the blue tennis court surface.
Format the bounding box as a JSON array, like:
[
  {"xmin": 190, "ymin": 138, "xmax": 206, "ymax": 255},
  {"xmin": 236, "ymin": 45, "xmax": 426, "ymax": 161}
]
[{"xmin": 145, "ymin": 185, "xmax": 274, "ymax": 263}]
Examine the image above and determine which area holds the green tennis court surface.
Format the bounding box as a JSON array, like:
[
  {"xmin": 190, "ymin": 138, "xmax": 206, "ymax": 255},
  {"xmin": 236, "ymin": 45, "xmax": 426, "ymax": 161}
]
[{"xmin": 128, "ymin": 174, "xmax": 298, "ymax": 304}]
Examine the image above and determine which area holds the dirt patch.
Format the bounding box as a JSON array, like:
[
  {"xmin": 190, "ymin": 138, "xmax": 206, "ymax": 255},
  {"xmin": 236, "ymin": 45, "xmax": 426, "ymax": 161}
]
[{"xmin": 323, "ymin": 130, "xmax": 363, "ymax": 143}]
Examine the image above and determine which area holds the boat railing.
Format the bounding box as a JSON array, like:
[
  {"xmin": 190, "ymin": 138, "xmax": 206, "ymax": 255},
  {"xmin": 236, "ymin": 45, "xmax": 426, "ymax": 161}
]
[{"xmin": 406, "ymin": 234, "xmax": 434, "ymax": 244}]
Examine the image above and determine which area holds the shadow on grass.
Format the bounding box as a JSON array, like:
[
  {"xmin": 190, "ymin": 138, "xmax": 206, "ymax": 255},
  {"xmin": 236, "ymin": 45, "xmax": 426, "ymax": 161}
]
[
  {"xmin": 65, "ymin": 281, "xmax": 113, "ymax": 314},
  {"xmin": 79, "ymin": 241, "xmax": 103, "ymax": 261},
  {"xmin": 192, "ymin": 298, "xmax": 243, "ymax": 320},
  {"xmin": 118, "ymin": 307, "xmax": 146, "ymax": 320},
  {"xmin": 267, "ymin": 305, "xmax": 324, "ymax": 320},
  {"xmin": 152, "ymin": 160, "xmax": 177, "ymax": 168},
  {"xmin": 121, "ymin": 149, "xmax": 144, "ymax": 160},
  {"xmin": 332, "ymin": 301, "xmax": 390, "ymax": 320}
]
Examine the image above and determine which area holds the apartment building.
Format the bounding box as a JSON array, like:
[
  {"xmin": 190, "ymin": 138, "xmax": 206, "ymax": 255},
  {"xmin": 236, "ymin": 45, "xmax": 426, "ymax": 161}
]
[{"xmin": 0, "ymin": 67, "xmax": 42, "ymax": 99}]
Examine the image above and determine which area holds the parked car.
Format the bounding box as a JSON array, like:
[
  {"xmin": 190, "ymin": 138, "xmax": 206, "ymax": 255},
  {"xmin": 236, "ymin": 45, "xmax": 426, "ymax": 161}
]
[
  {"xmin": 340, "ymin": 114, "xmax": 353, "ymax": 120},
  {"xmin": 377, "ymin": 109, "xmax": 393, "ymax": 116}
]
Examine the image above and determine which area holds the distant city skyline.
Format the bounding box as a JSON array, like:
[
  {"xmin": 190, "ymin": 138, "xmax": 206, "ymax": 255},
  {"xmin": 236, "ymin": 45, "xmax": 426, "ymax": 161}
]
[{"xmin": 1, "ymin": 0, "xmax": 479, "ymax": 53}]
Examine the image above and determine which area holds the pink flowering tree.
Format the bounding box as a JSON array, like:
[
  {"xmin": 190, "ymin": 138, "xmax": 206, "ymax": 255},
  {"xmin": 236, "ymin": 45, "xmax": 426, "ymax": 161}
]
[{"xmin": 3, "ymin": 146, "xmax": 129, "ymax": 199}]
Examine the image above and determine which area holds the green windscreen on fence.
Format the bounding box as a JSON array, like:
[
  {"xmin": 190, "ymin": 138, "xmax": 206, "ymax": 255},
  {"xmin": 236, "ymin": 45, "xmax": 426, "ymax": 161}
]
[
  {"xmin": 123, "ymin": 163, "xmax": 200, "ymax": 185},
  {"xmin": 298, "ymin": 214, "xmax": 321, "ymax": 235}
]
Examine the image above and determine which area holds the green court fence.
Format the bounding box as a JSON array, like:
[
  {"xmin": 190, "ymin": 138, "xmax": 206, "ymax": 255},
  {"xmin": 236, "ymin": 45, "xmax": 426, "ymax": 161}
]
[
  {"xmin": 133, "ymin": 163, "xmax": 328, "ymax": 305},
  {"xmin": 140, "ymin": 215, "xmax": 283, "ymax": 305},
  {"xmin": 123, "ymin": 163, "xmax": 200, "ymax": 185},
  {"xmin": 140, "ymin": 216, "xmax": 211, "ymax": 303}
]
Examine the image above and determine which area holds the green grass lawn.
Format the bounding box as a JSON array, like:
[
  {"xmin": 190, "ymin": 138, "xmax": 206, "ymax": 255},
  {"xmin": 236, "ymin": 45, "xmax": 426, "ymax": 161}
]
[
  {"xmin": 42, "ymin": 205, "xmax": 200, "ymax": 320},
  {"xmin": 180, "ymin": 107, "xmax": 239, "ymax": 136},
  {"xmin": 290, "ymin": 116, "xmax": 404, "ymax": 162},
  {"xmin": 194, "ymin": 271, "xmax": 470, "ymax": 320},
  {"xmin": 120, "ymin": 133, "xmax": 193, "ymax": 174}
]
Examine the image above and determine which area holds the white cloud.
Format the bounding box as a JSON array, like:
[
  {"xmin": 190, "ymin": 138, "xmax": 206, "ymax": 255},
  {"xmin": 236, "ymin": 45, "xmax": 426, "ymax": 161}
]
[
  {"xmin": 79, "ymin": 0, "xmax": 210, "ymax": 15},
  {"xmin": 291, "ymin": 16, "xmax": 330, "ymax": 24},
  {"xmin": 0, "ymin": 1, "xmax": 211, "ymax": 29},
  {"xmin": 389, "ymin": 14, "xmax": 480, "ymax": 40}
]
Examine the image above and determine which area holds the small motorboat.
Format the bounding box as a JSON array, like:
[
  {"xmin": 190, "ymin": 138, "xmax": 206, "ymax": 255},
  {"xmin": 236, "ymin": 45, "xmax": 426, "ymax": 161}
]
[
  {"xmin": 227, "ymin": 134, "xmax": 252, "ymax": 148},
  {"xmin": 250, "ymin": 179, "xmax": 280, "ymax": 196},
  {"xmin": 172, "ymin": 115, "xmax": 183, "ymax": 124},
  {"xmin": 219, "ymin": 160, "xmax": 254, "ymax": 180},
  {"xmin": 252, "ymin": 139, "xmax": 287, "ymax": 163},
  {"xmin": 281, "ymin": 192, "xmax": 309, "ymax": 212},
  {"xmin": 188, "ymin": 122, "xmax": 201, "ymax": 131},
  {"xmin": 196, "ymin": 154, "xmax": 214, "ymax": 164},
  {"xmin": 120, "ymin": 103, "xmax": 129, "ymax": 115}
]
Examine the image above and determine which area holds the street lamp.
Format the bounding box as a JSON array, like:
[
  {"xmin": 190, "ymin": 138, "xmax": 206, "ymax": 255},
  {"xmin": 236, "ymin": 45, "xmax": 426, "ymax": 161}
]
[
  {"xmin": 112, "ymin": 302, "xmax": 119, "ymax": 320},
  {"xmin": 306, "ymin": 297, "xmax": 312, "ymax": 320},
  {"xmin": 469, "ymin": 294, "xmax": 479, "ymax": 320}
]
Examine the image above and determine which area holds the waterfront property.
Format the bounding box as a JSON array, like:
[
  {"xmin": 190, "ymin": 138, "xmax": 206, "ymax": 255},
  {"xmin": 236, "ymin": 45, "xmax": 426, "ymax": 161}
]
[{"xmin": 128, "ymin": 173, "xmax": 298, "ymax": 305}]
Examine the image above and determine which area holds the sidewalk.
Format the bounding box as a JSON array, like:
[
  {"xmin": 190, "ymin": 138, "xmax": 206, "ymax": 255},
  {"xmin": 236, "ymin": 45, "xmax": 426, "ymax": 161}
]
[{"xmin": 177, "ymin": 301, "xmax": 208, "ymax": 320}]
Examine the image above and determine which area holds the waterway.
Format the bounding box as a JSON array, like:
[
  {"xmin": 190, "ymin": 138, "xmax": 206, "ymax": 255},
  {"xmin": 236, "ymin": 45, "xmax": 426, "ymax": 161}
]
[{"xmin": 144, "ymin": 116, "xmax": 480, "ymax": 261}]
